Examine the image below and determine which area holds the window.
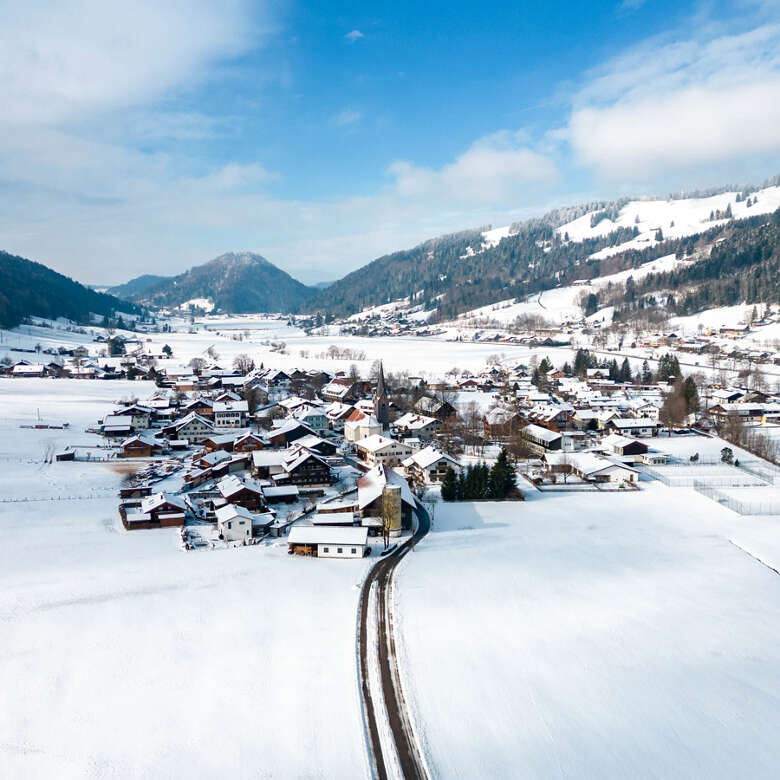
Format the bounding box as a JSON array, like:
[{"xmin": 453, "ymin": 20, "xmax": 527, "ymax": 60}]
[
  {"xmin": 337, "ymin": 547, "xmax": 343, "ymax": 554},
  {"xmin": 351, "ymin": 548, "xmax": 357, "ymax": 554},
  {"xmin": 323, "ymin": 547, "xmax": 329, "ymax": 553},
  {"xmin": 228, "ymin": 521, "xmax": 232, "ymax": 529}
]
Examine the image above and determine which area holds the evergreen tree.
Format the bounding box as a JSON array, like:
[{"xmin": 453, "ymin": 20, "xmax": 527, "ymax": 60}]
[
  {"xmin": 441, "ymin": 467, "xmax": 457, "ymax": 502},
  {"xmin": 620, "ymin": 357, "xmax": 632, "ymax": 382},
  {"xmin": 641, "ymin": 360, "xmax": 653, "ymax": 384},
  {"xmin": 682, "ymin": 376, "xmax": 700, "ymax": 414}
]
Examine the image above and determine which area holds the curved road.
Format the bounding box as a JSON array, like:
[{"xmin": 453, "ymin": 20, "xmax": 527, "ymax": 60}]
[{"xmin": 358, "ymin": 504, "xmax": 431, "ymax": 780}]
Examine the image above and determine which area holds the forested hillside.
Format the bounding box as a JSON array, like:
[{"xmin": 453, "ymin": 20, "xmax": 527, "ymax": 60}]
[
  {"xmin": 136, "ymin": 252, "xmax": 313, "ymax": 313},
  {"xmin": 0, "ymin": 250, "xmax": 137, "ymax": 329},
  {"xmin": 605, "ymin": 209, "xmax": 780, "ymax": 320}
]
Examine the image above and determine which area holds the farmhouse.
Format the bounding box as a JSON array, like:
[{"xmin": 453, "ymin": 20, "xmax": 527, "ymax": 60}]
[
  {"xmin": 392, "ymin": 412, "xmax": 441, "ymax": 440},
  {"xmin": 605, "ymin": 418, "xmax": 659, "ymax": 437},
  {"xmin": 212, "ymin": 400, "xmax": 249, "ymax": 429},
  {"xmin": 122, "ymin": 492, "xmax": 187, "ymax": 530},
  {"xmin": 233, "ymin": 432, "xmax": 266, "ymax": 452},
  {"xmin": 545, "ymin": 452, "xmax": 639, "ymax": 484},
  {"xmin": 356, "ymin": 434, "xmax": 413, "ymax": 468},
  {"xmin": 403, "ymin": 446, "xmax": 461, "ymax": 484},
  {"xmin": 165, "ymin": 412, "xmax": 214, "ymax": 443},
  {"xmin": 216, "ymin": 475, "xmax": 266, "ymax": 510},
  {"xmin": 119, "ymin": 434, "xmax": 166, "ymax": 458},
  {"xmin": 287, "ymin": 526, "xmax": 369, "ymax": 558}
]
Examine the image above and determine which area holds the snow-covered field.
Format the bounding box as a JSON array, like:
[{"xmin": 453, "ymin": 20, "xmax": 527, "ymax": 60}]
[
  {"xmin": 397, "ymin": 484, "xmax": 780, "ymax": 778},
  {"xmin": 0, "ymin": 380, "xmax": 370, "ymax": 778}
]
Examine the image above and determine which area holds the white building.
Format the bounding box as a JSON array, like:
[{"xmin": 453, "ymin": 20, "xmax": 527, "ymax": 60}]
[
  {"xmin": 287, "ymin": 526, "xmax": 369, "ymax": 558},
  {"xmin": 213, "ymin": 400, "xmax": 249, "ymax": 429},
  {"xmin": 344, "ymin": 411, "xmax": 383, "ymax": 443},
  {"xmin": 356, "ymin": 434, "xmax": 413, "ymax": 467},
  {"xmin": 402, "ymin": 446, "xmax": 461, "ymax": 483},
  {"xmin": 215, "ymin": 504, "xmax": 254, "ymax": 541}
]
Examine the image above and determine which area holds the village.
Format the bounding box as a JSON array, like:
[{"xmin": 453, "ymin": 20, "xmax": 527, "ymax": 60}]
[
  {"xmin": 3, "ymin": 310, "xmax": 780, "ymax": 778},
  {"xmin": 2, "ymin": 307, "xmax": 776, "ymax": 554}
]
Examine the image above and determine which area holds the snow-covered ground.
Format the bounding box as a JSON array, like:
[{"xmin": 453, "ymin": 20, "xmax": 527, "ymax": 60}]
[
  {"xmin": 557, "ymin": 185, "xmax": 780, "ymax": 251},
  {"xmin": 0, "ymin": 380, "xmax": 371, "ymax": 778},
  {"xmin": 397, "ymin": 482, "xmax": 780, "ymax": 778}
]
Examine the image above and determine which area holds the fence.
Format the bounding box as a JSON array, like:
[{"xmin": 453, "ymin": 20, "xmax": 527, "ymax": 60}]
[
  {"xmin": 693, "ymin": 481, "xmax": 780, "ymax": 516},
  {"xmin": 642, "ymin": 464, "xmax": 765, "ymax": 488}
]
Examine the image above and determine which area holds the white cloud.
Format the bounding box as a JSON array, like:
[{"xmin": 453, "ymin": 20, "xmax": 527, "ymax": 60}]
[
  {"xmin": 344, "ymin": 29, "xmax": 364, "ymax": 42},
  {"xmin": 567, "ymin": 23, "xmax": 780, "ymax": 179},
  {"xmin": 388, "ymin": 131, "xmax": 558, "ymax": 206},
  {"xmin": 0, "ymin": 0, "xmax": 261, "ymax": 125}
]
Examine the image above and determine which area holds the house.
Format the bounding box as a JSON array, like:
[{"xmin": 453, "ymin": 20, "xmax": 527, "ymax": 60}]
[
  {"xmin": 213, "ymin": 400, "xmax": 248, "ymax": 429},
  {"xmin": 233, "ymin": 432, "xmax": 266, "ymax": 453},
  {"xmin": 520, "ymin": 423, "xmax": 563, "ymax": 454},
  {"xmin": 344, "ymin": 410, "xmax": 383, "ymax": 443},
  {"xmin": 356, "ymin": 434, "xmax": 413, "ymax": 468},
  {"xmin": 544, "ymin": 452, "xmax": 639, "ymax": 484},
  {"xmin": 216, "ymin": 475, "xmax": 266, "ymax": 510},
  {"xmin": 165, "ymin": 412, "xmax": 214, "ymax": 443},
  {"xmin": 262, "ymin": 485, "xmax": 300, "ymax": 503},
  {"xmin": 320, "ymin": 378, "xmax": 361, "ymax": 403},
  {"xmin": 414, "ymin": 395, "xmax": 456, "ymax": 421},
  {"xmin": 600, "ymin": 433, "xmax": 648, "ymax": 460},
  {"xmin": 392, "ymin": 412, "xmax": 441, "ymax": 440},
  {"xmin": 215, "ymin": 503, "xmax": 254, "ymax": 541},
  {"xmin": 324, "ymin": 401, "xmax": 355, "ymax": 431},
  {"xmin": 266, "ymin": 419, "xmax": 315, "ymax": 447},
  {"xmin": 277, "ymin": 448, "xmax": 332, "ymax": 486},
  {"xmin": 251, "ymin": 450, "xmax": 288, "ymax": 479},
  {"xmin": 136, "ymin": 492, "xmax": 187, "ymax": 527},
  {"xmin": 11, "ymin": 362, "xmax": 49, "ymax": 377},
  {"xmin": 605, "ymin": 418, "xmax": 659, "ymax": 437},
  {"xmin": 287, "ymin": 525, "xmax": 369, "ymax": 558},
  {"xmin": 110, "ymin": 404, "xmax": 152, "ymax": 430},
  {"xmin": 402, "ymin": 446, "xmax": 461, "ymax": 484},
  {"xmin": 292, "ymin": 406, "xmax": 329, "ymax": 433},
  {"xmin": 119, "ymin": 434, "xmax": 166, "ymax": 458},
  {"xmin": 101, "ymin": 415, "xmax": 135, "ymax": 438},
  {"xmin": 202, "ymin": 433, "xmax": 236, "ymax": 453},
  {"xmin": 294, "ymin": 434, "xmax": 338, "ymax": 457},
  {"xmin": 483, "ymin": 408, "xmax": 525, "ymax": 440}
]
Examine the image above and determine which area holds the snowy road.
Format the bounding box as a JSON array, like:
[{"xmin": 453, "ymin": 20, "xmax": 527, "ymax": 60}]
[{"xmin": 358, "ymin": 504, "xmax": 431, "ymax": 780}]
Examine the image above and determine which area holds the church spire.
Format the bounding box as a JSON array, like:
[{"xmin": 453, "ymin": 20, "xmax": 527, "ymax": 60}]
[{"xmin": 373, "ymin": 361, "xmax": 389, "ymax": 426}]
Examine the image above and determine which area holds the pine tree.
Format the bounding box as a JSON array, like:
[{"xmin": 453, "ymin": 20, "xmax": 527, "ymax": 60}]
[{"xmin": 441, "ymin": 467, "xmax": 457, "ymax": 501}]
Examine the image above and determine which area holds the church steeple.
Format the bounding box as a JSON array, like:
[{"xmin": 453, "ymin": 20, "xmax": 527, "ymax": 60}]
[{"xmin": 373, "ymin": 361, "xmax": 389, "ymax": 426}]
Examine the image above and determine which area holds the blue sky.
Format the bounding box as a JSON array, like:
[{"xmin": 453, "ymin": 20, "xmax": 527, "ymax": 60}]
[{"xmin": 0, "ymin": 0, "xmax": 779, "ymax": 285}]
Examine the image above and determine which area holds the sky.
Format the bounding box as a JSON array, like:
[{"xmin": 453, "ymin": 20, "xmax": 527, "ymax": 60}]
[{"xmin": 1, "ymin": 0, "xmax": 779, "ymax": 286}]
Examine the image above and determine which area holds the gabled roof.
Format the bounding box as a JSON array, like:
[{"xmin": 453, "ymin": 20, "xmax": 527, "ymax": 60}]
[
  {"xmin": 405, "ymin": 446, "xmax": 459, "ymax": 470},
  {"xmin": 288, "ymin": 525, "xmax": 368, "ymax": 546},
  {"xmin": 141, "ymin": 492, "xmax": 186, "ymax": 513},
  {"xmin": 357, "ymin": 464, "xmax": 415, "ymax": 510}
]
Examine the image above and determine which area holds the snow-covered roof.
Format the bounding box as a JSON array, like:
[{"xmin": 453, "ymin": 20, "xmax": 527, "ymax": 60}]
[
  {"xmin": 357, "ymin": 464, "xmax": 415, "ymax": 510},
  {"xmin": 522, "ymin": 423, "xmax": 562, "ymax": 443},
  {"xmin": 287, "ymin": 526, "xmax": 368, "ymax": 546},
  {"xmin": 215, "ymin": 503, "xmax": 255, "ymax": 524},
  {"xmin": 310, "ymin": 511, "xmax": 356, "ymax": 525},
  {"xmin": 356, "ymin": 434, "xmax": 406, "ymax": 453},
  {"xmin": 405, "ymin": 446, "xmax": 459, "ymax": 470},
  {"xmin": 141, "ymin": 492, "xmax": 186, "ymax": 513}
]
